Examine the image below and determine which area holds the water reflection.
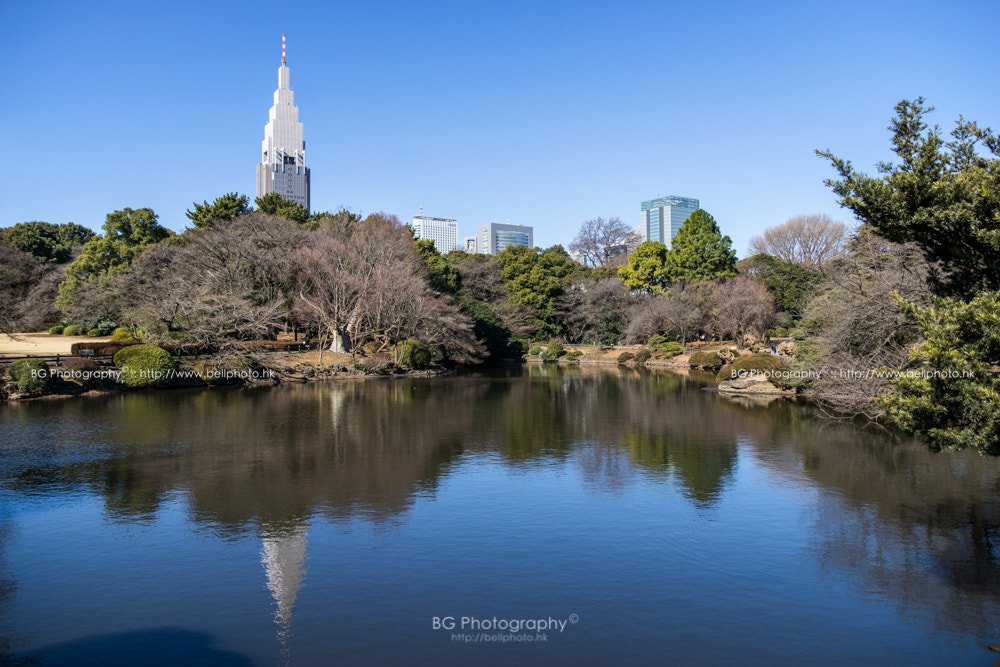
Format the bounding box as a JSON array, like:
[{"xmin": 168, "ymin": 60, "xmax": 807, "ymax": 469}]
[
  {"xmin": 1, "ymin": 366, "xmax": 999, "ymax": 659},
  {"xmin": 261, "ymin": 526, "xmax": 308, "ymax": 658}
]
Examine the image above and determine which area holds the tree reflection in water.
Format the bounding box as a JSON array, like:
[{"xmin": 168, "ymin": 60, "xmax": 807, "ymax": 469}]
[{"xmin": 1, "ymin": 365, "xmax": 998, "ymax": 652}]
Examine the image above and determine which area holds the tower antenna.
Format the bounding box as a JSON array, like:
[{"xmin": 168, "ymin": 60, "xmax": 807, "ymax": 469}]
[{"xmin": 282, "ymin": 33, "xmax": 286, "ymax": 64}]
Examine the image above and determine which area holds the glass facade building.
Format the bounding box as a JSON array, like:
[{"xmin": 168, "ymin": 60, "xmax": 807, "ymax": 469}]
[
  {"xmin": 640, "ymin": 196, "xmax": 699, "ymax": 247},
  {"xmin": 475, "ymin": 223, "xmax": 533, "ymax": 255}
]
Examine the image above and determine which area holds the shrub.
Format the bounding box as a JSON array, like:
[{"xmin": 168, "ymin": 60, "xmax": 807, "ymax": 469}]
[
  {"xmin": 529, "ymin": 345, "xmax": 543, "ymax": 356},
  {"xmin": 633, "ymin": 349, "xmax": 651, "ymax": 363},
  {"xmin": 110, "ymin": 328, "xmax": 135, "ymax": 342},
  {"xmin": 565, "ymin": 350, "xmax": 582, "ymax": 361},
  {"xmin": 93, "ymin": 318, "xmax": 117, "ymax": 336},
  {"xmin": 716, "ymin": 353, "xmax": 790, "ymax": 387},
  {"xmin": 769, "ymin": 327, "xmax": 789, "ymax": 338},
  {"xmin": 62, "ymin": 325, "xmax": 83, "ymax": 336},
  {"xmin": 9, "ymin": 358, "xmax": 50, "ymax": 396},
  {"xmin": 648, "ymin": 334, "xmax": 677, "ymax": 352},
  {"xmin": 48, "ymin": 325, "xmax": 65, "ymax": 335},
  {"xmin": 113, "ymin": 344, "xmax": 176, "ymax": 387},
  {"xmin": 617, "ymin": 351, "xmax": 634, "ymax": 363},
  {"xmin": 87, "ymin": 328, "xmax": 101, "ymax": 337},
  {"xmin": 688, "ymin": 351, "xmax": 722, "ymax": 368},
  {"xmin": 655, "ymin": 341, "xmax": 684, "ymax": 358},
  {"xmin": 540, "ymin": 340, "xmax": 565, "ymax": 362},
  {"xmin": 396, "ymin": 339, "xmax": 433, "ymax": 369}
]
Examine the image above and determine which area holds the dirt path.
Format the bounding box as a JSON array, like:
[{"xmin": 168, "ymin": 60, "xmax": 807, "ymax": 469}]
[{"xmin": 0, "ymin": 333, "xmax": 111, "ymax": 359}]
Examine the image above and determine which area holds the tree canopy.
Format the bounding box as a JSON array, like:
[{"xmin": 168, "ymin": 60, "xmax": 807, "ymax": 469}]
[
  {"xmin": 747, "ymin": 214, "xmax": 848, "ymax": 267},
  {"xmin": 255, "ymin": 193, "xmax": 311, "ymax": 227},
  {"xmin": 618, "ymin": 241, "xmax": 670, "ymax": 293},
  {"xmin": 661, "ymin": 209, "xmax": 737, "ymax": 283},
  {"xmin": 569, "ymin": 216, "xmax": 637, "ymax": 267},
  {"xmin": 877, "ymin": 292, "xmax": 1000, "ymax": 455},
  {"xmin": 185, "ymin": 193, "xmax": 253, "ymax": 229},
  {"xmin": 497, "ymin": 245, "xmax": 579, "ymax": 335},
  {"xmin": 818, "ymin": 97, "xmax": 1000, "ymax": 298},
  {"xmin": 737, "ymin": 253, "xmax": 823, "ymax": 315},
  {"xmin": 58, "ymin": 207, "xmax": 174, "ymax": 308},
  {"xmin": 0, "ymin": 221, "xmax": 95, "ymax": 263}
]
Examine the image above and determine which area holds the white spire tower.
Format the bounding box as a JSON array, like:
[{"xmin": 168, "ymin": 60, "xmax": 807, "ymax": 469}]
[{"xmin": 256, "ymin": 33, "xmax": 310, "ymax": 210}]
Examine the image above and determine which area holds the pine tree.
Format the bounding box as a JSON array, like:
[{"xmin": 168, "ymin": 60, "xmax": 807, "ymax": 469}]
[{"xmin": 662, "ymin": 209, "xmax": 737, "ymax": 283}]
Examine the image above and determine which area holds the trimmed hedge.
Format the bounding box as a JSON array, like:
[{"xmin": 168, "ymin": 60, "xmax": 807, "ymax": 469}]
[
  {"xmin": 564, "ymin": 350, "xmax": 582, "ymax": 361},
  {"xmin": 9, "ymin": 358, "xmax": 50, "ymax": 396},
  {"xmin": 48, "ymin": 325, "xmax": 65, "ymax": 335},
  {"xmin": 716, "ymin": 353, "xmax": 790, "ymax": 387},
  {"xmin": 634, "ymin": 349, "xmax": 651, "ymax": 363},
  {"xmin": 110, "ymin": 328, "xmax": 135, "ymax": 342},
  {"xmin": 617, "ymin": 351, "xmax": 634, "ymax": 363},
  {"xmin": 688, "ymin": 351, "xmax": 722, "ymax": 368},
  {"xmin": 63, "ymin": 324, "xmax": 83, "ymax": 336},
  {"xmin": 113, "ymin": 345, "xmax": 177, "ymax": 387},
  {"xmin": 87, "ymin": 328, "xmax": 101, "ymax": 337},
  {"xmin": 529, "ymin": 345, "xmax": 543, "ymax": 356},
  {"xmin": 648, "ymin": 334, "xmax": 677, "ymax": 352},
  {"xmin": 652, "ymin": 340, "xmax": 684, "ymax": 357}
]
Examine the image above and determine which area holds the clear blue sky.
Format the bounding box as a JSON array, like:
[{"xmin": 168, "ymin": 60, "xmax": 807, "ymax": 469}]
[{"xmin": 2, "ymin": 0, "xmax": 997, "ymax": 255}]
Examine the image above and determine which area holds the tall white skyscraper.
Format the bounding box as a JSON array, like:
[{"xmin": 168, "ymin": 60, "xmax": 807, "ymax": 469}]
[{"xmin": 256, "ymin": 34, "xmax": 310, "ymax": 210}]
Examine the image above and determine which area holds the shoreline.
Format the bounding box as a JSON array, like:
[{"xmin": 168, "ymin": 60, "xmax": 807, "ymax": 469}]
[{"xmin": 2, "ymin": 337, "xmax": 794, "ymax": 403}]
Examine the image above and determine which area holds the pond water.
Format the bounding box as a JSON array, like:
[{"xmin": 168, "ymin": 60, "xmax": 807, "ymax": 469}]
[{"xmin": 1, "ymin": 365, "xmax": 998, "ymax": 666}]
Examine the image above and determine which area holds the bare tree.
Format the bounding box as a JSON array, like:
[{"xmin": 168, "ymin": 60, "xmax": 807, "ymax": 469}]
[
  {"xmin": 294, "ymin": 213, "xmax": 486, "ymax": 364},
  {"xmin": 748, "ymin": 214, "xmax": 849, "ymax": 267},
  {"xmin": 112, "ymin": 214, "xmax": 308, "ymax": 349},
  {"xmin": 799, "ymin": 228, "xmax": 933, "ymax": 418},
  {"xmin": 0, "ymin": 244, "xmax": 66, "ymax": 335},
  {"xmin": 624, "ymin": 282, "xmax": 714, "ymax": 345},
  {"xmin": 555, "ymin": 278, "xmax": 638, "ymax": 344},
  {"xmin": 709, "ymin": 277, "xmax": 775, "ymax": 344},
  {"xmin": 569, "ymin": 217, "xmax": 636, "ymax": 267}
]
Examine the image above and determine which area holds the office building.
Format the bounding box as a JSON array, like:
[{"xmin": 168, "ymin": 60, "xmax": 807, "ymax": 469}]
[
  {"xmin": 640, "ymin": 196, "xmax": 699, "ymax": 246},
  {"xmin": 412, "ymin": 215, "xmax": 458, "ymax": 252},
  {"xmin": 256, "ymin": 34, "xmax": 310, "ymax": 210},
  {"xmin": 476, "ymin": 222, "xmax": 533, "ymax": 255},
  {"xmin": 464, "ymin": 237, "xmax": 477, "ymax": 253}
]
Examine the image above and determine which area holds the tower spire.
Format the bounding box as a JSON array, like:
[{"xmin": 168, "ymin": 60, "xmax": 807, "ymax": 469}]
[{"xmin": 282, "ymin": 33, "xmax": 286, "ymax": 64}]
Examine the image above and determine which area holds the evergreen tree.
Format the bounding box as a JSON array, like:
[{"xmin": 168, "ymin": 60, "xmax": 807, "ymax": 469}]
[
  {"xmin": 818, "ymin": 97, "xmax": 1000, "ymax": 299},
  {"xmin": 0, "ymin": 221, "xmax": 95, "ymax": 263},
  {"xmin": 185, "ymin": 193, "xmax": 252, "ymax": 229},
  {"xmin": 877, "ymin": 293, "xmax": 1000, "ymax": 455},
  {"xmin": 255, "ymin": 193, "xmax": 311, "ymax": 227},
  {"xmin": 58, "ymin": 207, "xmax": 173, "ymax": 307},
  {"xmin": 662, "ymin": 209, "xmax": 737, "ymax": 283},
  {"xmin": 618, "ymin": 241, "xmax": 670, "ymax": 293}
]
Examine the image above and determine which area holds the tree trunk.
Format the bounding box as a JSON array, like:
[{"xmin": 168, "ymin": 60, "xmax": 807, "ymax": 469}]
[{"xmin": 329, "ymin": 329, "xmax": 351, "ymax": 354}]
